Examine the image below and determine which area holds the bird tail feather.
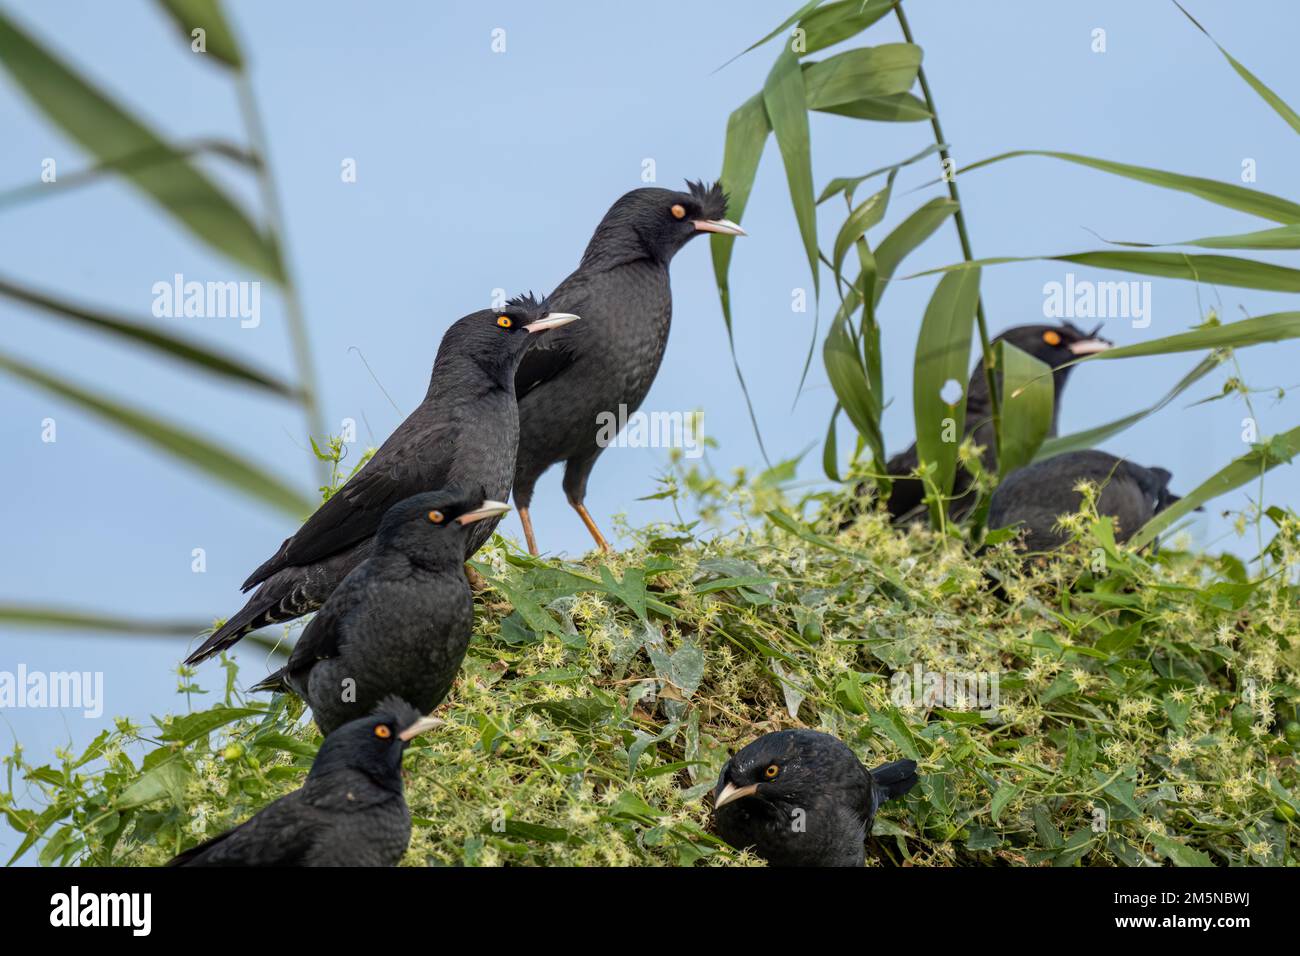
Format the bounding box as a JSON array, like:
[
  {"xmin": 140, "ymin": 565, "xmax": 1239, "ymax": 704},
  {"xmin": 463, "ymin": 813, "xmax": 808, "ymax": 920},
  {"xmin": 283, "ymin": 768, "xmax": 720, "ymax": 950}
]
[
  {"xmin": 870, "ymin": 759, "xmax": 919, "ymax": 802},
  {"xmin": 186, "ymin": 577, "xmax": 308, "ymax": 666},
  {"xmin": 249, "ymin": 667, "xmax": 290, "ymax": 694}
]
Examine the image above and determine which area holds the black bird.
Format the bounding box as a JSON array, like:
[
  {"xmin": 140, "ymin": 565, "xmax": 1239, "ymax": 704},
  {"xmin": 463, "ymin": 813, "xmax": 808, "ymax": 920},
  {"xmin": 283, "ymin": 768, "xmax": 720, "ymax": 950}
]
[
  {"xmin": 712, "ymin": 729, "xmax": 918, "ymax": 867},
  {"xmin": 988, "ymin": 449, "xmax": 1184, "ymax": 552},
  {"xmin": 512, "ymin": 180, "xmax": 744, "ymax": 555},
  {"xmin": 883, "ymin": 321, "xmax": 1112, "ymax": 521},
  {"xmin": 166, "ymin": 696, "xmax": 440, "ymax": 867},
  {"xmin": 189, "ymin": 298, "xmax": 577, "ymax": 664},
  {"xmin": 250, "ymin": 489, "xmax": 508, "ymax": 735}
]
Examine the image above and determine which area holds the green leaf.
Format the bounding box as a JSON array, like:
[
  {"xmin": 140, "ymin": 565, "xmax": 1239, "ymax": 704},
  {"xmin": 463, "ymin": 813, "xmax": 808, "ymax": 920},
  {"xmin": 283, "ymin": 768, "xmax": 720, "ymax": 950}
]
[
  {"xmin": 764, "ymin": 48, "xmax": 820, "ymax": 299},
  {"xmin": 0, "ymin": 276, "xmax": 296, "ymax": 397},
  {"xmin": 913, "ymin": 268, "xmax": 981, "ymax": 521},
  {"xmin": 1149, "ymin": 833, "xmax": 1215, "ymax": 868},
  {"xmin": 954, "ymin": 150, "xmax": 1300, "ymax": 224},
  {"xmin": 1104, "ymin": 223, "xmax": 1300, "ymax": 251},
  {"xmin": 0, "ymin": 349, "xmax": 311, "ymax": 516},
  {"xmin": 1130, "ymin": 425, "xmax": 1300, "ymax": 549},
  {"xmin": 832, "ymin": 180, "xmax": 891, "ymax": 278},
  {"xmin": 1037, "ymin": 355, "xmax": 1223, "ymax": 460},
  {"xmin": 1088, "ymin": 311, "xmax": 1300, "ymax": 359},
  {"xmin": 812, "ymin": 91, "xmax": 930, "ymax": 122},
  {"xmin": 799, "ymin": 0, "xmax": 899, "ymax": 56},
  {"xmin": 824, "ymin": 315, "xmax": 883, "ymax": 455},
  {"xmin": 160, "ymin": 706, "xmax": 264, "ymax": 743},
  {"xmin": 154, "ymin": 0, "xmax": 245, "ymax": 69},
  {"xmin": 873, "ymin": 197, "xmax": 958, "ymax": 307},
  {"xmin": 1174, "ymin": 1, "xmax": 1300, "ymax": 136},
  {"xmin": 914, "ymin": 251, "xmax": 1300, "ymax": 293},
  {"xmin": 801, "ymin": 43, "xmax": 922, "ymax": 109},
  {"xmin": 0, "ymin": 604, "xmax": 208, "ymax": 636},
  {"xmin": 717, "ymin": 0, "xmax": 826, "ymax": 70},
  {"xmin": 822, "ymin": 404, "xmax": 842, "ymax": 481},
  {"xmin": 997, "ymin": 341, "xmax": 1053, "ymax": 475},
  {"xmin": 818, "ymin": 142, "xmax": 945, "ymax": 205},
  {"xmin": 0, "ymin": 11, "xmax": 281, "ymax": 278},
  {"xmin": 116, "ymin": 760, "xmax": 190, "ymax": 809}
]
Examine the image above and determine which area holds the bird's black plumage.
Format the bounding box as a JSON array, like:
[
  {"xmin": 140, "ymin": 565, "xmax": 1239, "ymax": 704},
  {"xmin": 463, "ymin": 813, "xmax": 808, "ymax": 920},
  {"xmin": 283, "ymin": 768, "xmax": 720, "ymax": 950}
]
[
  {"xmin": 189, "ymin": 297, "xmax": 576, "ymax": 664},
  {"xmin": 988, "ymin": 449, "xmax": 1183, "ymax": 551},
  {"xmin": 882, "ymin": 322, "xmax": 1112, "ymax": 521},
  {"xmin": 712, "ymin": 729, "xmax": 917, "ymax": 867},
  {"xmin": 512, "ymin": 180, "xmax": 741, "ymax": 555},
  {"xmin": 249, "ymin": 489, "xmax": 507, "ymax": 734},
  {"xmin": 166, "ymin": 696, "xmax": 438, "ymax": 867}
]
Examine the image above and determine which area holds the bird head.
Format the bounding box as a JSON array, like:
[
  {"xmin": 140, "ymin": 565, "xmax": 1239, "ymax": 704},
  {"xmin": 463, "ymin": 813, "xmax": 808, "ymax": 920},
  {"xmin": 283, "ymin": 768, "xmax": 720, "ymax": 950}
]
[
  {"xmin": 583, "ymin": 180, "xmax": 744, "ymax": 266},
  {"xmin": 374, "ymin": 488, "xmax": 511, "ymax": 568},
  {"xmin": 713, "ymin": 729, "xmax": 852, "ymax": 813},
  {"xmin": 307, "ymin": 695, "xmax": 443, "ymax": 791},
  {"xmin": 437, "ymin": 294, "xmax": 579, "ymax": 386},
  {"xmin": 996, "ymin": 321, "xmax": 1113, "ymax": 370}
]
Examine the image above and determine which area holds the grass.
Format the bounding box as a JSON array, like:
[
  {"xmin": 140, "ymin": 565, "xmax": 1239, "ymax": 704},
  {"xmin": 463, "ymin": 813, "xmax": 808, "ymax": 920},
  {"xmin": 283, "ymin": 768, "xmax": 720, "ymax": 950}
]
[{"xmin": 3, "ymin": 454, "xmax": 1299, "ymax": 867}]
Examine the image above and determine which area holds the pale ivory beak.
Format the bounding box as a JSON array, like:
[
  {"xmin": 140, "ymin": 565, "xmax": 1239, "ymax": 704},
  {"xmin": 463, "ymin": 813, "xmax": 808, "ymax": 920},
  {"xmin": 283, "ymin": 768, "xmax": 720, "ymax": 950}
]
[
  {"xmin": 713, "ymin": 781, "xmax": 760, "ymax": 808},
  {"xmin": 457, "ymin": 500, "xmax": 511, "ymax": 525},
  {"xmin": 694, "ymin": 218, "xmax": 747, "ymax": 236},
  {"xmin": 523, "ymin": 312, "xmax": 581, "ymax": 334},
  {"xmin": 1068, "ymin": 338, "xmax": 1113, "ymax": 356},
  {"xmin": 398, "ymin": 715, "xmax": 445, "ymax": 741}
]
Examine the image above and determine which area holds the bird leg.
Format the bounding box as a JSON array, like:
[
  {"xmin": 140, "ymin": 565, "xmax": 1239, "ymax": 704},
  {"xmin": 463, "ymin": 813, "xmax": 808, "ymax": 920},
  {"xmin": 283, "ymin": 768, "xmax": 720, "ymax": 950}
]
[
  {"xmin": 519, "ymin": 507, "xmax": 539, "ymax": 557},
  {"xmin": 572, "ymin": 502, "xmax": 612, "ymax": 554}
]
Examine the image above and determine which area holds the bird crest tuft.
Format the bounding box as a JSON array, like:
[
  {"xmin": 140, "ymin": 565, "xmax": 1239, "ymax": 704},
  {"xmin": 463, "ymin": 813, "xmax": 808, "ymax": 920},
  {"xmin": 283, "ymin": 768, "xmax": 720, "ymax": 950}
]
[
  {"xmin": 506, "ymin": 290, "xmax": 546, "ymax": 313},
  {"xmin": 374, "ymin": 695, "xmax": 423, "ymax": 731},
  {"xmin": 685, "ymin": 179, "xmax": 729, "ymax": 221}
]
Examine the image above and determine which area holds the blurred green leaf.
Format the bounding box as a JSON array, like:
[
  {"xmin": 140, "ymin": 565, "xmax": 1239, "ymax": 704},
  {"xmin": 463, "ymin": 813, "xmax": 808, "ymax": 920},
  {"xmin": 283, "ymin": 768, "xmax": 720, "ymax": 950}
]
[
  {"xmin": 953, "ymin": 150, "xmax": 1300, "ymax": 223},
  {"xmin": 913, "ymin": 268, "xmax": 981, "ymax": 522},
  {"xmin": 1174, "ymin": 1, "xmax": 1300, "ymax": 136},
  {"xmin": 0, "ymin": 604, "xmax": 209, "ymax": 635},
  {"xmin": 1036, "ymin": 354, "xmax": 1223, "ymax": 461},
  {"xmin": 0, "ymin": 350, "xmax": 311, "ymax": 516},
  {"xmin": 764, "ymin": 47, "xmax": 820, "ymax": 299},
  {"xmin": 799, "ymin": 0, "xmax": 899, "ymax": 55},
  {"xmin": 1130, "ymin": 425, "xmax": 1300, "ymax": 549},
  {"xmin": 0, "ymin": 11, "xmax": 282, "ymax": 278},
  {"xmin": 998, "ymin": 341, "xmax": 1053, "ymax": 475},
  {"xmin": 801, "ymin": 43, "xmax": 922, "ymax": 109},
  {"xmin": 822, "ymin": 403, "xmax": 842, "ymax": 481},
  {"xmin": 0, "ymin": 276, "xmax": 296, "ymax": 397},
  {"xmin": 155, "ymin": 0, "xmax": 245, "ymax": 69}
]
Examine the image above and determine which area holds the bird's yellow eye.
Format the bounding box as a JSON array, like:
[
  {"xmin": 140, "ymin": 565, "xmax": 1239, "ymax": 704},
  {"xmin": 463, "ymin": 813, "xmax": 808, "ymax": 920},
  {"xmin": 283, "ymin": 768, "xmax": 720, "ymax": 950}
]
[
  {"xmin": 764, "ymin": 764, "xmax": 779, "ymax": 779},
  {"xmin": 374, "ymin": 725, "xmax": 392, "ymax": 739},
  {"xmin": 670, "ymin": 203, "xmax": 686, "ymax": 220},
  {"xmin": 1042, "ymin": 330, "xmax": 1062, "ymax": 346},
  {"xmin": 497, "ymin": 316, "xmax": 512, "ymax": 329},
  {"xmin": 428, "ymin": 510, "xmax": 444, "ymax": 524}
]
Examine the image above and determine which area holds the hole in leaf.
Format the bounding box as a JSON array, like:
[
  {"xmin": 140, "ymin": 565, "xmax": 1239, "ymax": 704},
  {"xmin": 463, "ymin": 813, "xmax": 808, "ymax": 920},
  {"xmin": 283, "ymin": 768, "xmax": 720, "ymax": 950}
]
[{"xmin": 939, "ymin": 379, "xmax": 963, "ymax": 405}]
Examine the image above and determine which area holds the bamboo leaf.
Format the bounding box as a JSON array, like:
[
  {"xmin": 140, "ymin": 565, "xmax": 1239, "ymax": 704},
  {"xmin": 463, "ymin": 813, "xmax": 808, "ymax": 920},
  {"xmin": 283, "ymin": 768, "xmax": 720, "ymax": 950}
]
[
  {"xmin": 823, "ymin": 404, "xmax": 842, "ymax": 481},
  {"xmin": 873, "ymin": 197, "xmax": 958, "ymax": 307},
  {"xmin": 764, "ymin": 48, "xmax": 820, "ymax": 299},
  {"xmin": 799, "ymin": 0, "xmax": 899, "ymax": 55},
  {"xmin": 0, "ymin": 276, "xmax": 296, "ymax": 397},
  {"xmin": 1036, "ymin": 355, "xmax": 1224, "ymax": 461},
  {"xmin": 801, "ymin": 43, "xmax": 922, "ymax": 109},
  {"xmin": 1130, "ymin": 425, "xmax": 1300, "ymax": 549},
  {"xmin": 1087, "ymin": 312, "xmax": 1300, "ymax": 359},
  {"xmin": 1174, "ymin": 1, "xmax": 1300, "ymax": 136},
  {"xmin": 818, "ymin": 142, "xmax": 945, "ymax": 205},
  {"xmin": 998, "ymin": 341, "xmax": 1053, "ymax": 475},
  {"xmin": 952, "ymin": 150, "xmax": 1300, "ymax": 224},
  {"xmin": 813, "ymin": 91, "xmax": 930, "ymax": 122},
  {"xmin": 1102, "ymin": 223, "xmax": 1300, "ymax": 251},
  {"xmin": 0, "ymin": 350, "xmax": 311, "ymax": 516},
  {"xmin": 832, "ymin": 179, "xmax": 891, "ymax": 278},
  {"xmin": 0, "ymin": 605, "xmax": 208, "ymax": 636},
  {"xmin": 911, "ymin": 251, "xmax": 1300, "ymax": 293},
  {"xmin": 913, "ymin": 268, "xmax": 981, "ymax": 522},
  {"xmin": 155, "ymin": 0, "xmax": 245, "ymax": 69},
  {"xmin": 824, "ymin": 316, "xmax": 883, "ymax": 457},
  {"xmin": 716, "ymin": 0, "xmax": 825, "ymax": 71},
  {"xmin": 0, "ymin": 11, "xmax": 282, "ymax": 279}
]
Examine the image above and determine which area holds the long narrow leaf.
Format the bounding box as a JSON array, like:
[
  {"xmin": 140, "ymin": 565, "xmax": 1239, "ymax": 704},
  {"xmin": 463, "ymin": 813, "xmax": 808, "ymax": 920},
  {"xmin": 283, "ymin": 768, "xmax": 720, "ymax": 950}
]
[
  {"xmin": 155, "ymin": 0, "xmax": 245, "ymax": 69},
  {"xmin": 800, "ymin": 0, "xmax": 899, "ymax": 56},
  {"xmin": 1130, "ymin": 425, "xmax": 1300, "ymax": 549},
  {"xmin": 998, "ymin": 341, "xmax": 1053, "ymax": 475},
  {"xmin": 813, "ymin": 92, "xmax": 929, "ymax": 122},
  {"xmin": 1102, "ymin": 223, "xmax": 1300, "ymax": 251},
  {"xmin": 0, "ymin": 276, "xmax": 296, "ymax": 397},
  {"xmin": 717, "ymin": 0, "xmax": 826, "ymax": 71},
  {"xmin": 832, "ymin": 179, "xmax": 892, "ymax": 278},
  {"xmin": 951, "ymin": 150, "xmax": 1300, "ymax": 224},
  {"xmin": 0, "ymin": 350, "xmax": 311, "ymax": 516},
  {"xmin": 1088, "ymin": 311, "xmax": 1300, "ymax": 359},
  {"xmin": 764, "ymin": 48, "xmax": 820, "ymax": 299},
  {"xmin": 0, "ymin": 604, "xmax": 208, "ymax": 636},
  {"xmin": 913, "ymin": 268, "xmax": 981, "ymax": 521},
  {"xmin": 0, "ymin": 11, "xmax": 282, "ymax": 278},
  {"xmin": 801, "ymin": 44, "xmax": 922, "ymax": 109},
  {"xmin": 1174, "ymin": 1, "xmax": 1300, "ymax": 136},
  {"xmin": 873, "ymin": 197, "xmax": 958, "ymax": 307},
  {"xmin": 818, "ymin": 142, "xmax": 945, "ymax": 205},
  {"xmin": 1036, "ymin": 354, "xmax": 1224, "ymax": 460}
]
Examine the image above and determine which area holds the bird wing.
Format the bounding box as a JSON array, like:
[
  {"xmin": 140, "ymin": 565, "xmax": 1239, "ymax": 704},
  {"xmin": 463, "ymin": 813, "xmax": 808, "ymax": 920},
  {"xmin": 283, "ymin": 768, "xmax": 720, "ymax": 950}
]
[
  {"xmin": 243, "ymin": 415, "xmax": 458, "ymax": 589},
  {"xmin": 166, "ymin": 791, "xmax": 326, "ymax": 866},
  {"xmin": 515, "ymin": 328, "xmax": 582, "ymax": 401},
  {"xmin": 282, "ymin": 584, "xmax": 353, "ymax": 676}
]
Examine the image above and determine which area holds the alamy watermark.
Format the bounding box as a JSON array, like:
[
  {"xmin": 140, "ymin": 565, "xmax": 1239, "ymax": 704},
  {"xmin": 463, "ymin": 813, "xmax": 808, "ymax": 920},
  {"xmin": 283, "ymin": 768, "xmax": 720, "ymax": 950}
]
[
  {"xmin": 151, "ymin": 273, "xmax": 261, "ymax": 328},
  {"xmin": 1043, "ymin": 272, "xmax": 1151, "ymax": 328},
  {"xmin": 0, "ymin": 665, "xmax": 103, "ymax": 718},
  {"xmin": 596, "ymin": 404, "xmax": 703, "ymax": 459},
  {"xmin": 891, "ymin": 662, "xmax": 1000, "ymax": 716}
]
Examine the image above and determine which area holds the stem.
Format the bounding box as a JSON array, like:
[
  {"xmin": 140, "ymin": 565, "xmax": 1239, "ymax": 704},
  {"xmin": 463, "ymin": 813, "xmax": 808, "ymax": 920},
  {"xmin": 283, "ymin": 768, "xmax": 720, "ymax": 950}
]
[
  {"xmin": 235, "ymin": 73, "xmax": 329, "ymax": 483},
  {"xmin": 894, "ymin": 2, "xmax": 1002, "ymax": 447}
]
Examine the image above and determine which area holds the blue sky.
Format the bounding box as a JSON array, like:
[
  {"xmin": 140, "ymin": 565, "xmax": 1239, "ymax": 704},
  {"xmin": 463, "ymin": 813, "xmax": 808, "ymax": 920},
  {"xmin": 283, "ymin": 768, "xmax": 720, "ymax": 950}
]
[{"xmin": 2, "ymin": 0, "xmax": 1298, "ymax": 858}]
